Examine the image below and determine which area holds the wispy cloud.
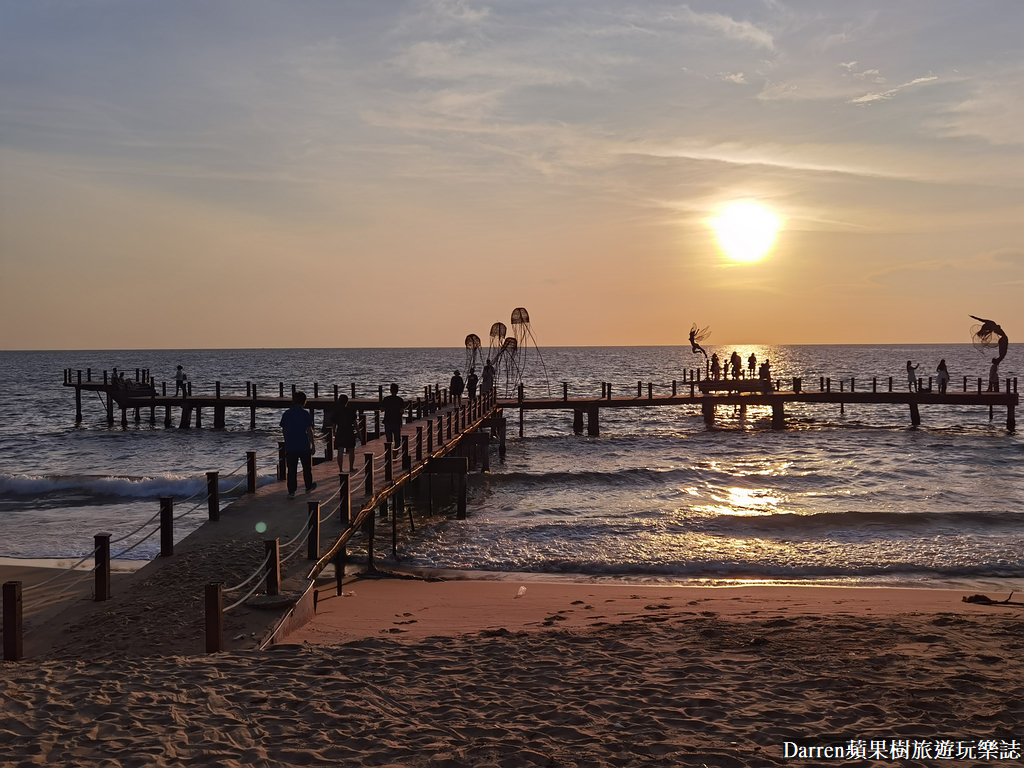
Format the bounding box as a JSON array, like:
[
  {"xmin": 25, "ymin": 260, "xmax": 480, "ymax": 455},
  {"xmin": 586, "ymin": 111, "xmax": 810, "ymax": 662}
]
[{"xmin": 849, "ymin": 75, "xmax": 940, "ymax": 105}]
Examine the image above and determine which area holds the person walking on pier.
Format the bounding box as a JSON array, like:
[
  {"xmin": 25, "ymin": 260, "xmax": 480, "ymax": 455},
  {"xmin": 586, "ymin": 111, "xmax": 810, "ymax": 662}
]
[
  {"xmin": 482, "ymin": 360, "xmax": 495, "ymax": 398},
  {"xmin": 467, "ymin": 368, "xmax": 479, "ymax": 401},
  {"xmin": 174, "ymin": 365, "xmax": 188, "ymax": 398},
  {"xmin": 329, "ymin": 394, "xmax": 358, "ymax": 472},
  {"xmin": 450, "ymin": 370, "xmax": 465, "ymax": 405},
  {"xmin": 936, "ymin": 359, "xmax": 950, "ymax": 394},
  {"xmin": 906, "ymin": 360, "xmax": 919, "ymax": 392},
  {"xmin": 382, "ymin": 383, "xmax": 405, "ymax": 447},
  {"xmin": 280, "ymin": 391, "xmax": 316, "ymax": 498}
]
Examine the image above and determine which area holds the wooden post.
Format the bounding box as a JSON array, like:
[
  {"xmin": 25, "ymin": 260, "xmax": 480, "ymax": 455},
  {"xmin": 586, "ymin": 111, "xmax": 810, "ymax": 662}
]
[
  {"xmin": 416, "ymin": 426, "xmax": 423, "ymax": 462},
  {"xmin": 909, "ymin": 401, "xmax": 921, "ymax": 427},
  {"xmin": 702, "ymin": 399, "xmax": 715, "ymax": 429},
  {"xmin": 75, "ymin": 370, "xmax": 83, "ymax": 423},
  {"xmin": 364, "ymin": 453, "xmax": 374, "ymax": 496},
  {"xmin": 247, "ymin": 451, "xmax": 258, "ymax": 493},
  {"xmin": 3, "ymin": 581, "xmax": 23, "ymax": 661},
  {"xmin": 277, "ymin": 442, "xmax": 286, "ymax": 482},
  {"xmin": 563, "ymin": 382, "xmax": 568, "ymax": 401},
  {"xmin": 204, "ymin": 582, "xmax": 223, "ymax": 654},
  {"xmin": 264, "ymin": 539, "xmax": 281, "ymax": 596},
  {"xmin": 207, "ymin": 471, "xmax": 220, "ymax": 521},
  {"xmin": 338, "ymin": 473, "xmax": 351, "ymax": 525},
  {"xmin": 586, "ymin": 405, "xmax": 599, "ymax": 436},
  {"xmin": 307, "ymin": 502, "xmax": 320, "ymax": 561},
  {"xmin": 159, "ymin": 497, "xmax": 174, "ymax": 557},
  {"xmin": 250, "ymin": 383, "xmax": 257, "ymax": 430},
  {"xmin": 385, "ymin": 443, "xmax": 393, "ymax": 483},
  {"xmin": 573, "ymin": 409, "xmax": 583, "ymax": 435},
  {"xmin": 366, "ymin": 503, "xmax": 377, "ymax": 572},
  {"xmin": 94, "ymin": 533, "xmax": 111, "ymax": 601},
  {"xmin": 772, "ymin": 401, "xmax": 785, "ymax": 430}
]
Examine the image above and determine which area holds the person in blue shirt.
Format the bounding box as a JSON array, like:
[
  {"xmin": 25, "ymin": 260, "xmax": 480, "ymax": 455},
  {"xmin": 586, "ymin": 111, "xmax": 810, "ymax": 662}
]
[{"xmin": 280, "ymin": 391, "xmax": 317, "ymax": 498}]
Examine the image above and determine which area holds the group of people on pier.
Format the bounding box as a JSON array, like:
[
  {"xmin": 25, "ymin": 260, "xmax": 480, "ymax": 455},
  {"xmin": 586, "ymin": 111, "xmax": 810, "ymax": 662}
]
[{"xmin": 708, "ymin": 350, "xmax": 771, "ymax": 382}]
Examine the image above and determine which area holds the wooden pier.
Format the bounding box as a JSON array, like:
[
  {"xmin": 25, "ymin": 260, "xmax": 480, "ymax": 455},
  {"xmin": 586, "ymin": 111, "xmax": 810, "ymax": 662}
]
[
  {"xmin": 497, "ymin": 375, "xmax": 1019, "ymax": 433},
  {"xmin": 65, "ymin": 369, "xmax": 1019, "ymax": 435}
]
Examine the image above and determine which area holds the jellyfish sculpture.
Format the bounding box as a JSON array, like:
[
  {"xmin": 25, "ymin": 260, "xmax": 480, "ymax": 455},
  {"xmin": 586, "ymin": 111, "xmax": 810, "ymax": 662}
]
[
  {"xmin": 508, "ymin": 307, "xmax": 551, "ymax": 397},
  {"xmin": 464, "ymin": 333, "xmax": 482, "ymax": 374}
]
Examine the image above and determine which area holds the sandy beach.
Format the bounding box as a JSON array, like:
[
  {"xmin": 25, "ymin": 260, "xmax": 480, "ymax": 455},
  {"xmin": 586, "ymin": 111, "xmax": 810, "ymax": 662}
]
[{"xmin": 3, "ymin": 562, "xmax": 1023, "ymax": 767}]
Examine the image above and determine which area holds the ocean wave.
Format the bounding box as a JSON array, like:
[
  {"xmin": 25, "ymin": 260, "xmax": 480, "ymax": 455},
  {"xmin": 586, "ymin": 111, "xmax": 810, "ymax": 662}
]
[
  {"xmin": 0, "ymin": 472, "xmax": 277, "ymax": 500},
  {"xmin": 695, "ymin": 509, "xmax": 1024, "ymax": 534}
]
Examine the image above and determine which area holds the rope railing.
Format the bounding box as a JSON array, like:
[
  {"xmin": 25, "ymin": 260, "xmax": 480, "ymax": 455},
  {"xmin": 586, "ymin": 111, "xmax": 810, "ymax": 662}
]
[
  {"xmin": 21, "ymin": 543, "xmax": 103, "ymax": 593},
  {"xmin": 223, "ymin": 549, "xmax": 274, "ymax": 595}
]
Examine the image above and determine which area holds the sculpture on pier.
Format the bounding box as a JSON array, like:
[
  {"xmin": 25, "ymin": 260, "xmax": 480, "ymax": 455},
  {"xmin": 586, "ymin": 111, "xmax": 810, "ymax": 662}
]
[
  {"xmin": 689, "ymin": 324, "xmax": 711, "ymax": 361},
  {"xmin": 510, "ymin": 307, "xmax": 551, "ymax": 397},
  {"xmin": 465, "ymin": 334, "xmax": 482, "ymax": 375},
  {"xmin": 970, "ymin": 315, "xmax": 1008, "ymax": 364}
]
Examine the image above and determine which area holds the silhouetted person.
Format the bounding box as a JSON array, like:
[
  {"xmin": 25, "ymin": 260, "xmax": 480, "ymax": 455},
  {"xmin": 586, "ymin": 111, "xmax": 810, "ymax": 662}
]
[
  {"xmin": 482, "ymin": 359, "xmax": 495, "ymax": 397},
  {"xmin": 936, "ymin": 359, "xmax": 950, "ymax": 394},
  {"xmin": 906, "ymin": 360, "xmax": 919, "ymax": 392},
  {"xmin": 382, "ymin": 383, "xmax": 405, "ymax": 447},
  {"xmin": 988, "ymin": 359, "xmax": 1001, "ymax": 392},
  {"xmin": 467, "ymin": 368, "xmax": 479, "ymax": 401},
  {"xmin": 174, "ymin": 365, "xmax": 188, "ymax": 398},
  {"xmin": 280, "ymin": 391, "xmax": 316, "ymax": 498},
  {"xmin": 710, "ymin": 354, "xmax": 721, "ymax": 380},
  {"xmin": 747, "ymin": 353, "xmax": 757, "ymax": 377},
  {"xmin": 450, "ymin": 370, "xmax": 465, "ymax": 405},
  {"xmin": 730, "ymin": 351, "xmax": 741, "ymax": 379},
  {"xmin": 329, "ymin": 394, "xmax": 358, "ymax": 472}
]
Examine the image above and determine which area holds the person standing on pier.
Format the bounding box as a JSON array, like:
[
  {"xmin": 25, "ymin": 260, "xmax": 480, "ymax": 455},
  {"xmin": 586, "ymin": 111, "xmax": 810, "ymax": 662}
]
[
  {"xmin": 450, "ymin": 370, "xmax": 465, "ymax": 405},
  {"xmin": 329, "ymin": 394, "xmax": 358, "ymax": 472},
  {"xmin": 710, "ymin": 354, "xmax": 721, "ymax": 380},
  {"xmin": 906, "ymin": 360, "xmax": 919, "ymax": 392},
  {"xmin": 482, "ymin": 359, "xmax": 495, "ymax": 398},
  {"xmin": 730, "ymin": 351, "xmax": 741, "ymax": 379},
  {"xmin": 988, "ymin": 359, "xmax": 1001, "ymax": 392},
  {"xmin": 936, "ymin": 359, "xmax": 950, "ymax": 394},
  {"xmin": 280, "ymin": 391, "xmax": 316, "ymax": 498},
  {"xmin": 747, "ymin": 353, "xmax": 757, "ymax": 377},
  {"xmin": 382, "ymin": 383, "xmax": 405, "ymax": 447},
  {"xmin": 467, "ymin": 368, "xmax": 479, "ymax": 401},
  {"xmin": 174, "ymin": 365, "xmax": 188, "ymax": 398}
]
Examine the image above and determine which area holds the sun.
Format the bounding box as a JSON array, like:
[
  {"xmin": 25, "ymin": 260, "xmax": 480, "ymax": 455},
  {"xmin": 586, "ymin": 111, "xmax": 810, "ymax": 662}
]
[{"xmin": 710, "ymin": 200, "xmax": 782, "ymax": 264}]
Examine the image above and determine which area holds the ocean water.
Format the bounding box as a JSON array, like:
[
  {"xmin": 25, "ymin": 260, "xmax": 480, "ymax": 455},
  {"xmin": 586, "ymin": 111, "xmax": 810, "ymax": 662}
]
[{"xmin": 1, "ymin": 345, "xmax": 1022, "ymax": 590}]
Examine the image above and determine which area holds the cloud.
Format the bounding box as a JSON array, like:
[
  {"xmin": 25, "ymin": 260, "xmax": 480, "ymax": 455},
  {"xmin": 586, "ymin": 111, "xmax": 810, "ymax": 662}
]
[
  {"xmin": 673, "ymin": 6, "xmax": 775, "ymax": 51},
  {"xmin": 849, "ymin": 75, "xmax": 939, "ymax": 105}
]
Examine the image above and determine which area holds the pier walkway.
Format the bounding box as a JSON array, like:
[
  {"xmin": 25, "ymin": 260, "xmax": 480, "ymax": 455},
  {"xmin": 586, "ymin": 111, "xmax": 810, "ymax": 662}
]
[{"xmin": 8, "ymin": 390, "xmax": 504, "ymax": 660}]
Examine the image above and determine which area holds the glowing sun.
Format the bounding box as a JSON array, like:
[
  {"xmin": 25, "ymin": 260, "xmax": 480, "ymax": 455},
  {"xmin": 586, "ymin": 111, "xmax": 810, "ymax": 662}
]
[{"xmin": 710, "ymin": 200, "xmax": 782, "ymax": 264}]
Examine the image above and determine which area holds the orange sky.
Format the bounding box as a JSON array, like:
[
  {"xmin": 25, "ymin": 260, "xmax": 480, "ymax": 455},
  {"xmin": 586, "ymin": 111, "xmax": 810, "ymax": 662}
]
[{"xmin": 1, "ymin": 2, "xmax": 1022, "ymax": 349}]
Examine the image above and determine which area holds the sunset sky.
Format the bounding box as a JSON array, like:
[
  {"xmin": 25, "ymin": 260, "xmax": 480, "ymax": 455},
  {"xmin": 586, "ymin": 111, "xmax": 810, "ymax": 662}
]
[{"xmin": 2, "ymin": 1, "xmax": 1022, "ymax": 350}]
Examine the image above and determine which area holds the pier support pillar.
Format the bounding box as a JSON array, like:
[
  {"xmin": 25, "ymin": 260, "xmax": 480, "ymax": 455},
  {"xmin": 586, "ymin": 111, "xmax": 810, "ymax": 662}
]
[
  {"xmin": 1008, "ymin": 406, "xmax": 1016, "ymax": 432},
  {"xmin": 702, "ymin": 399, "xmax": 715, "ymax": 429},
  {"xmin": 586, "ymin": 405, "xmax": 599, "ymax": 436},
  {"xmin": 771, "ymin": 401, "xmax": 785, "ymax": 430},
  {"xmin": 573, "ymin": 409, "xmax": 583, "ymax": 435},
  {"xmin": 909, "ymin": 401, "xmax": 921, "ymax": 427}
]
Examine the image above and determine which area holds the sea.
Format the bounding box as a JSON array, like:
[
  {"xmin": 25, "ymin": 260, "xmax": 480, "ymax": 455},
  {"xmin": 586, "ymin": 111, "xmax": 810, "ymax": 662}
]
[{"xmin": 1, "ymin": 345, "xmax": 1022, "ymax": 591}]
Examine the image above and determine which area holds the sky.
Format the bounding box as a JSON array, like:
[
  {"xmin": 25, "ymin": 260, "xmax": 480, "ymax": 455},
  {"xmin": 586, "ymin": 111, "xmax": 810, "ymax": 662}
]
[{"xmin": 1, "ymin": 0, "xmax": 1022, "ymax": 350}]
